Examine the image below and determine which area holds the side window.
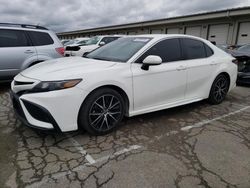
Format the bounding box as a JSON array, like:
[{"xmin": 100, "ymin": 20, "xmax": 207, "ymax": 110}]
[
  {"xmin": 101, "ymin": 37, "xmax": 119, "ymax": 44},
  {"xmin": 28, "ymin": 31, "xmax": 54, "ymax": 46},
  {"xmin": 0, "ymin": 29, "xmax": 30, "ymax": 47},
  {"xmin": 204, "ymin": 44, "xmax": 214, "ymax": 57},
  {"xmin": 182, "ymin": 38, "xmax": 206, "ymax": 60},
  {"xmin": 136, "ymin": 38, "xmax": 182, "ymax": 63}
]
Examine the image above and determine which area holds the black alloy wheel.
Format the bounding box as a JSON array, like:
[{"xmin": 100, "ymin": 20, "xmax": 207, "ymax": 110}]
[
  {"xmin": 78, "ymin": 88, "xmax": 125, "ymax": 135},
  {"xmin": 208, "ymin": 74, "xmax": 229, "ymax": 104}
]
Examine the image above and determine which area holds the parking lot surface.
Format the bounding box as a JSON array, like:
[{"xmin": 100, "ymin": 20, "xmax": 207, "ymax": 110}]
[{"xmin": 0, "ymin": 84, "xmax": 250, "ymax": 188}]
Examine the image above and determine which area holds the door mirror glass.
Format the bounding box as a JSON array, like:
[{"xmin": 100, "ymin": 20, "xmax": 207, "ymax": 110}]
[
  {"xmin": 141, "ymin": 55, "xmax": 162, "ymax": 70},
  {"xmin": 99, "ymin": 41, "xmax": 106, "ymax": 46}
]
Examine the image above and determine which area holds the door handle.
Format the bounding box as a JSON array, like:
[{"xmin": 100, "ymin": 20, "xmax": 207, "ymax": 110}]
[
  {"xmin": 176, "ymin": 65, "xmax": 187, "ymax": 71},
  {"xmin": 24, "ymin": 50, "xmax": 35, "ymax": 54}
]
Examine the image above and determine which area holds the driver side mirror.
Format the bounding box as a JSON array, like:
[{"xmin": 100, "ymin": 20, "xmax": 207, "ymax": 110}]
[
  {"xmin": 141, "ymin": 55, "xmax": 162, "ymax": 70},
  {"xmin": 99, "ymin": 41, "xmax": 106, "ymax": 46}
]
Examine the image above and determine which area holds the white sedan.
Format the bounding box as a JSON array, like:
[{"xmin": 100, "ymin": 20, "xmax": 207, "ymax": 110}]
[
  {"xmin": 64, "ymin": 35, "xmax": 121, "ymax": 57},
  {"xmin": 11, "ymin": 34, "xmax": 237, "ymax": 135}
]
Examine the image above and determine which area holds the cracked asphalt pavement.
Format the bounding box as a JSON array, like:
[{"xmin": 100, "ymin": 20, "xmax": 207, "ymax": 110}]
[{"xmin": 0, "ymin": 83, "xmax": 250, "ymax": 188}]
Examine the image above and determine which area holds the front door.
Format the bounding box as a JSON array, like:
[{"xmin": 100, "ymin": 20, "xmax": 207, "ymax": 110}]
[{"xmin": 131, "ymin": 38, "xmax": 187, "ymax": 113}]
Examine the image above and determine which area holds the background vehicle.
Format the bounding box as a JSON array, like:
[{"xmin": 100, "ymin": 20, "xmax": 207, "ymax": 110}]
[
  {"xmin": 229, "ymin": 44, "xmax": 250, "ymax": 85},
  {"xmin": 64, "ymin": 35, "xmax": 121, "ymax": 57},
  {"xmin": 63, "ymin": 37, "xmax": 90, "ymax": 47},
  {"xmin": 61, "ymin": 39, "xmax": 71, "ymax": 45},
  {"xmin": 0, "ymin": 23, "xmax": 64, "ymax": 81},
  {"xmin": 11, "ymin": 35, "xmax": 237, "ymax": 135}
]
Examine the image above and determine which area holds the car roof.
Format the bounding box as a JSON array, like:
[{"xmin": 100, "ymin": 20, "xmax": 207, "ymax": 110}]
[
  {"xmin": 129, "ymin": 34, "xmax": 201, "ymax": 39},
  {"xmin": 125, "ymin": 34, "xmax": 213, "ymax": 45},
  {"xmin": 94, "ymin": 35, "xmax": 125, "ymax": 38},
  {"xmin": 0, "ymin": 26, "xmax": 50, "ymax": 33},
  {"xmin": 75, "ymin": 37, "xmax": 90, "ymax": 40}
]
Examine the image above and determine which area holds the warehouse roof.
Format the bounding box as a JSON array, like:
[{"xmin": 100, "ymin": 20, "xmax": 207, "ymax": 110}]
[{"xmin": 57, "ymin": 6, "xmax": 250, "ymax": 35}]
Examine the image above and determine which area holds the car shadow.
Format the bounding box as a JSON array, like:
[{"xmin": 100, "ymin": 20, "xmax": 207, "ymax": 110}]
[{"xmin": 0, "ymin": 82, "xmax": 11, "ymax": 91}]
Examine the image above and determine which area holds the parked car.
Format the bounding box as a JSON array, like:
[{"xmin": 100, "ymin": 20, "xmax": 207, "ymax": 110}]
[
  {"xmin": 0, "ymin": 23, "xmax": 64, "ymax": 81},
  {"xmin": 229, "ymin": 44, "xmax": 250, "ymax": 85},
  {"xmin": 11, "ymin": 34, "xmax": 237, "ymax": 135},
  {"xmin": 61, "ymin": 39, "xmax": 71, "ymax": 45},
  {"xmin": 64, "ymin": 35, "xmax": 121, "ymax": 57},
  {"xmin": 216, "ymin": 44, "xmax": 241, "ymax": 53},
  {"xmin": 63, "ymin": 37, "xmax": 89, "ymax": 47}
]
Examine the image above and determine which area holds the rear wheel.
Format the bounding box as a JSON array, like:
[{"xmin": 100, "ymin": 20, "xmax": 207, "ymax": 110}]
[
  {"xmin": 208, "ymin": 74, "xmax": 230, "ymax": 104},
  {"xmin": 78, "ymin": 88, "xmax": 125, "ymax": 135}
]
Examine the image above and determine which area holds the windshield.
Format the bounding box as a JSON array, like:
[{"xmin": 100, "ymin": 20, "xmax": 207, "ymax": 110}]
[
  {"xmin": 64, "ymin": 40, "xmax": 77, "ymax": 46},
  {"xmin": 86, "ymin": 37, "xmax": 152, "ymax": 62},
  {"xmin": 76, "ymin": 40, "xmax": 88, "ymax": 45},
  {"xmin": 85, "ymin": 36, "xmax": 101, "ymax": 45},
  {"xmin": 238, "ymin": 44, "xmax": 250, "ymax": 52}
]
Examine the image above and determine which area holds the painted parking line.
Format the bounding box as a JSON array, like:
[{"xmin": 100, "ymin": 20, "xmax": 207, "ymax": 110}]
[
  {"xmin": 147, "ymin": 104, "xmax": 250, "ymax": 143},
  {"xmin": 66, "ymin": 135, "xmax": 96, "ymax": 164},
  {"xmin": 27, "ymin": 144, "xmax": 143, "ymax": 188},
  {"xmin": 28, "ymin": 103, "xmax": 249, "ymax": 187},
  {"xmin": 94, "ymin": 145, "xmax": 142, "ymax": 163},
  {"xmin": 181, "ymin": 106, "xmax": 250, "ymax": 131}
]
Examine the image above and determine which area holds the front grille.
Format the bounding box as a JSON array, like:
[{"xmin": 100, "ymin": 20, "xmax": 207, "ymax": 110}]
[
  {"xmin": 23, "ymin": 100, "xmax": 51, "ymax": 123},
  {"xmin": 14, "ymin": 81, "xmax": 34, "ymax": 86}
]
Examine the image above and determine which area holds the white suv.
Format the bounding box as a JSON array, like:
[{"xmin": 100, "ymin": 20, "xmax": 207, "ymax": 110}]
[
  {"xmin": 0, "ymin": 23, "xmax": 64, "ymax": 81},
  {"xmin": 11, "ymin": 35, "xmax": 237, "ymax": 135}
]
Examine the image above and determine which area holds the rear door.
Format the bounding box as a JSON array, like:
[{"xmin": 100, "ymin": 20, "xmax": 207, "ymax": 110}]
[
  {"xmin": 181, "ymin": 38, "xmax": 215, "ymax": 99},
  {"xmin": 0, "ymin": 29, "xmax": 36, "ymax": 80},
  {"xmin": 27, "ymin": 31, "xmax": 59, "ymax": 59}
]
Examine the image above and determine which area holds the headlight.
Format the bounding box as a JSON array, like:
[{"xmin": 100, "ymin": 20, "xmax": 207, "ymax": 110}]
[{"xmin": 33, "ymin": 79, "xmax": 82, "ymax": 92}]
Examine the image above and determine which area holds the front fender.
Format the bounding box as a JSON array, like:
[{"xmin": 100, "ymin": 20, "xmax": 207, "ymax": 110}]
[{"xmin": 77, "ymin": 80, "xmax": 133, "ymax": 113}]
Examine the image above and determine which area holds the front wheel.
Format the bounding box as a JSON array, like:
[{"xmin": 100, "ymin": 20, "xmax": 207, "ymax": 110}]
[
  {"xmin": 78, "ymin": 88, "xmax": 125, "ymax": 135},
  {"xmin": 208, "ymin": 74, "xmax": 230, "ymax": 104}
]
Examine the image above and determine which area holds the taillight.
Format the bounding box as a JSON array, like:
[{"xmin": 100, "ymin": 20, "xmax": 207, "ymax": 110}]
[
  {"xmin": 56, "ymin": 47, "xmax": 65, "ymax": 56},
  {"xmin": 232, "ymin": 59, "xmax": 238, "ymax": 65}
]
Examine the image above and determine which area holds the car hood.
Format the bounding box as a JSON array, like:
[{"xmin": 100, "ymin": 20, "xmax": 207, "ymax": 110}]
[{"xmin": 20, "ymin": 57, "xmax": 117, "ymax": 81}]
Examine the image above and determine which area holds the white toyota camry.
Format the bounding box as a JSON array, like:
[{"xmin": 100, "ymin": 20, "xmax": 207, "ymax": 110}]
[{"xmin": 11, "ymin": 34, "xmax": 237, "ymax": 135}]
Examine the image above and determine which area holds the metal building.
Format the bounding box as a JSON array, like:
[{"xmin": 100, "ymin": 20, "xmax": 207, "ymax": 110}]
[{"xmin": 57, "ymin": 6, "xmax": 250, "ymax": 45}]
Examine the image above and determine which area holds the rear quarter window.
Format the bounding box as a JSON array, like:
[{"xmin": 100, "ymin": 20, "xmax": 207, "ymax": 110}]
[
  {"xmin": 182, "ymin": 38, "xmax": 207, "ymax": 60},
  {"xmin": 28, "ymin": 31, "xmax": 54, "ymax": 46},
  {"xmin": 204, "ymin": 44, "xmax": 214, "ymax": 57}
]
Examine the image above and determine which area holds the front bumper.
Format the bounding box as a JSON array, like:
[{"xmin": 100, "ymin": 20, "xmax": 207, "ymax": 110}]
[
  {"xmin": 11, "ymin": 86, "xmax": 88, "ymax": 132},
  {"xmin": 11, "ymin": 91, "xmax": 61, "ymax": 132}
]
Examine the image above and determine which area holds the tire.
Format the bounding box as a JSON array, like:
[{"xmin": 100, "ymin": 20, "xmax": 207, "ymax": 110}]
[
  {"xmin": 78, "ymin": 88, "xmax": 125, "ymax": 135},
  {"xmin": 208, "ymin": 74, "xmax": 230, "ymax": 105}
]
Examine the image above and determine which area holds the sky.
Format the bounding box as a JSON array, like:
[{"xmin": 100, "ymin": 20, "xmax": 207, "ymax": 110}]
[{"xmin": 1, "ymin": 0, "xmax": 250, "ymax": 33}]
